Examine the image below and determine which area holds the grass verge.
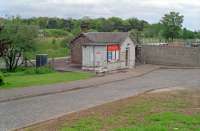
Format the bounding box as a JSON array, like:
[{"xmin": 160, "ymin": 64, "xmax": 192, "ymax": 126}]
[
  {"xmin": 0, "ymin": 71, "xmax": 93, "ymax": 89},
  {"xmin": 24, "ymin": 89, "xmax": 200, "ymax": 131}
]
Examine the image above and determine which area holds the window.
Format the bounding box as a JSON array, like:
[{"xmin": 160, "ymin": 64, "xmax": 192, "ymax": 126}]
[{"xmin": 107, "ymin": 45, "xmax": 120, "ymax": 62}]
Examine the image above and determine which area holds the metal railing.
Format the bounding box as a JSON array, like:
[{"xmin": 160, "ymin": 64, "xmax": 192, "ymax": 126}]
[{"xmin": 141, "ymin": 38, "xmax": 200, "ymax": 47}]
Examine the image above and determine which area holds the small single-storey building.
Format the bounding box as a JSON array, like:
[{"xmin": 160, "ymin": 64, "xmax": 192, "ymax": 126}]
[{"xmin": 70, "ymin": 32, "xmax": 136, "ymax": 71}]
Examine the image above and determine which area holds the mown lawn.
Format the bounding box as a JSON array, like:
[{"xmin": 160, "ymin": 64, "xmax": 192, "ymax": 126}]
[
  {"xmin": 25, "ymin": 89, "xmax": 200, "ymax": 131},
  {"xmin": 0, "ymin": 71, "xmax": 93, "ymax": 89}
]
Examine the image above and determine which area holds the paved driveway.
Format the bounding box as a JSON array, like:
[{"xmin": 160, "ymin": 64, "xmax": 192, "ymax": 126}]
[{"xmin": 0, "ymin": 69, "xmax": 200, "ymax": 131}]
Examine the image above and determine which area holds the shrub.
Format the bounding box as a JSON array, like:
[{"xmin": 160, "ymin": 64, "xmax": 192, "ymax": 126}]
[
  {"xmin": 43, "ymin": 29, "xmax": 71, "ymax": 37},
  {"xmin": 52, "ymin": 38, "xmax": 56, "ymax": 45},
  {"xmin": 0, "ymin": 72, "xmax": 4, "ymax": 86},
  {"xmin": 24, "ymin": 68, "xmax": 36, "ymax": 75},
  {"xmin": 60, "ymin": 34, "xmax": 74, "ymax": 48},
  {"xmin": 15, "ymin": 67, "xmax": 27, "ymax": 72},
  {"xmin": 24, "ymin": 67, "xmax": 54, "ymax": 75},
  {"xmin": 35, "ymin": 67, "xmax": 54, "ymax": 74}
]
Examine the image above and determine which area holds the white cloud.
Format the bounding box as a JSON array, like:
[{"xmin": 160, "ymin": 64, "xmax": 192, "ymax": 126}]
[{"xmin": 0, "ymin": 0, "xmax": 200, "ymax": 30}]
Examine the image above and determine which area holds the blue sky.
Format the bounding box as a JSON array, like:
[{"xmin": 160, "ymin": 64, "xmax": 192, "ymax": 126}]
[{"xmin": 0, "ymin": 0, "xmax": 200, "ymax": 30}]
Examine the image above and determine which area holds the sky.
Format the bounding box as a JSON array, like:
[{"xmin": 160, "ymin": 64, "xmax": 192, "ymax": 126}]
[{"xmin": 0, "ymin": 0, "xmax": 200, "ymax": 30}]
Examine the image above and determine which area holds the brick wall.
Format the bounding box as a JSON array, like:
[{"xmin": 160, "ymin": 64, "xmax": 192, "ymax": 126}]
[{"xmin": 70, "ymin": 35, "xmax": 92, "ymax": 64}]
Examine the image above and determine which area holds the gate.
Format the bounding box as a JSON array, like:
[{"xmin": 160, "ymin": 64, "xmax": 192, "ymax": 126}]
[{"xmin": 135, "ymin": 45, "xmax": 142, "ymax": 64}]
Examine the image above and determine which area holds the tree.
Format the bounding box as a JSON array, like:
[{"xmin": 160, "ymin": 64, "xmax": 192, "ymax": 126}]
[
  {"xmin": 37, "ymin": 17, "xmax": 48, "ymax": 29},
  {"xmin": 0, "ymin": 22, "xmax": 38, "ymax": 71},
  {"xmin": 127, "ymin": 18, "xmax": 148, "ymax": 31},
  {"xmin": 129, "ymin": 29, "xmax": 144, "ymax": 44},
  {"xmin": 194, "ymin": 31, "xmax": 200, "ymax": 39},
  {"xmin": 161, "ymin": 12, "xmax": 184, "ymax": 41},
  {"xmin": 100, "ymin": 17, "xmax": 124, "ymax": 32},
  {"xmin": 80, "ymin": 16, "xmax": 91, "ymax": 32},
  {"xmin": 143, "ymin": 23, "xmax": 165, "ymax": 40},
  {"xmin": 60, "ymin": 33, "xmax": 74, "ymax": 48},
  {"xmin": 47, "ymin": 18, "xmax": 59, "ymax": 29},
  {"xmin": 108, "ymin": 17, "xmax": 124, "ymax": 31},
  {"xmin": 181, "ymin": 28, "xmax": 195, "ymax": 39},
  {"xmin": 93, "ymin": 18, "xmax": 107, "ymax": 32}
]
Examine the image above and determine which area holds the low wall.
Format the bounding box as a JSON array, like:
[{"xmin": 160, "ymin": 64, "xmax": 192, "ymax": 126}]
[{"xmin": 141, "ymin": 45, "xmax": 200, "ymax": 67}]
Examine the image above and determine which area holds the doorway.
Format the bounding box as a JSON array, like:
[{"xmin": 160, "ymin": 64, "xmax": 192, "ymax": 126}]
[
  {"xmin": 135, "ymin": 45, "xmax": 142, "ymax": 65},
  {"xmin": 125, "ymin": 47, "xmax": 129, "ymax": 67}
]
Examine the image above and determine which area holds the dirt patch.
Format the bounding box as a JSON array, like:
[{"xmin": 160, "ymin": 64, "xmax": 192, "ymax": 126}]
[{"xmin": 21, "ymin": 88, "xmax": 200, "ymax": 131}]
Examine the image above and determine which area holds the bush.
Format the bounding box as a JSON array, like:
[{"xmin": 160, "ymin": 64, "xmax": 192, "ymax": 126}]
[
  {"xmin": 43, "ymin": 29, "xmax": 71, "ymax": 37},
  {"xmin": 24, "ymin": 67, "xmax": 54, "ymax": 75},
  {"xmin": 60, "ymin": 34, "xmax": 74, "ymax": 48},
  {"xmin": 24, "ymin": 68, "xmax": 36, "ymax": 75},
  {"xmin": 35, "ymin": 67, "xmax": 55, "ymax": 74},
  {"xmin": 15, "ymin": 67, "xmax": 27, "ymax": 72},
  {"xmin": 0, "ymin": 72, "xmax": 4, "ymax": 86}
]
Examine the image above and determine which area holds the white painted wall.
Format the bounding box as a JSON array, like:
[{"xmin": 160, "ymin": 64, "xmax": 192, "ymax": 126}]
[
  {"xmin": 82, "ymin": 36, "xmax": 136, "ymax": 71},
  {"xmin": 82, "ymin": 45, "xmax": 107, "ymax": 70},
  {"xmin": 82, "ymin": 46, "xmax": 94, "ymax": 67},
  {"xmin": 94, "ymin": 46, "xmax": 107, "ymax": 67},
  {"xmin": 120, "ymin": 37, "xmax": 136, "ymax": 68}
]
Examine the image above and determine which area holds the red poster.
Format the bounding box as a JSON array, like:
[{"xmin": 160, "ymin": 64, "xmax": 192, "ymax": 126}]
[{"xmin": 107, "ymin": 45, "xmax": 120, "ymax": 51}]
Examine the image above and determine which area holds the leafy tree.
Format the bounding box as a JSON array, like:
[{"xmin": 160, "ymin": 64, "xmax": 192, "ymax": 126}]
[
  {"xmin": 161, "ymin": 12, "xmax": 184, "ymax": 41},
  {"xmin": 60, "ymin": 33, "xmax": 74, "ymax": 48},
  {"xmin": 127, "ymin": 18, "xmax": 148, "ymax": 31},
  {"xmin": 181, "ymin": 28, "xmax": 195, "ymax": 39},
  {"xmin": 129, "ymin": 29, "xmax": 144, "ymax": 44},
  {"xmin": 37, "ymin": 17, "xmax": 48, "ymax": 28},
  {"xmin": 0, "ymin": 22, "xmax": 38, "ymax": 71},
  {"xmin": 100, "ymin": 17, "xmax": 124, "ymax": 32},
  {"xmin": 143, "ymin": 23, "xmax": 165, "ymax": 40},
  {"xmin": 194, "ymin": 31, "xmax": 200, "ymax": 39},
  {"xmin": 92, "ymin": 18, "xmax": 106, "ymax": 32},
  {"xmin": 47, "ymin": 18, "xmax": 59, "ymax": 29},
  {"xmin": 122, "ymin": 20, "xmax": 130, "ymax": 32},
  {"xmin": 3, "ymin": 15, "xmax": 200, "ymax": 41},
  {"xmin": 109, "ymin": 17, "xmax": 124, "ymax": 31},
  {"xmin": 80, "ymin": 16, "xmax": 91, "ymax": 32}
]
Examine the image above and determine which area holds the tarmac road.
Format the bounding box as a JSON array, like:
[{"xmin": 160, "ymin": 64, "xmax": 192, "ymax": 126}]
[{"xmin": 0, "ymin": 69, "xmax": 200, "ymax": 131}]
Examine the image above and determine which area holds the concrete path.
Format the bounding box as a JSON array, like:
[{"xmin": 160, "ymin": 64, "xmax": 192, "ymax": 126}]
[
  {"xmin": 0, "ymin": 68, "xmax": 200, "ymax": 130},
  {"xmin": 0, "ymin": 64, "xmax": 159, "ymax": 103}
]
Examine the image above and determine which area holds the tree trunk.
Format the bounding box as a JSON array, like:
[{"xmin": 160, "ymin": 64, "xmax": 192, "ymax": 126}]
[{"xmin": 3, "ymin": 48, "xmax": 21, "ymax": 72}]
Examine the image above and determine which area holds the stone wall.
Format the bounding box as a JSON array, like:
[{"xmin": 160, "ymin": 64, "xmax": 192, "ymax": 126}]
[{"xmin": 141, "ymin": 45, "xmax": 200, "ymax": 67}]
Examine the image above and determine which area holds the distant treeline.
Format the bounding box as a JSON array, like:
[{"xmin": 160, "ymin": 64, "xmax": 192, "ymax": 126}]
[{"xmin": 1, "ymin": 16, "xmax": 200, "ymax": 40}]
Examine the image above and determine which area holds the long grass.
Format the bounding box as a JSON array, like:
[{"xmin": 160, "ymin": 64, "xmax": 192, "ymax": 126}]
[
  {"xmin": 27, "ymin": 37, "xmax": 69, "ymax": 59},
  {"xmin": 59, "ymin": 90, "xmax": 200, "ymax": 131}
]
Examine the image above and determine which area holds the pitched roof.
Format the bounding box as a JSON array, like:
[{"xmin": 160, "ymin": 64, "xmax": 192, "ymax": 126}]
[{"xmin": 83, "ymin": 32, "xmax": 129, "ymax": 44}]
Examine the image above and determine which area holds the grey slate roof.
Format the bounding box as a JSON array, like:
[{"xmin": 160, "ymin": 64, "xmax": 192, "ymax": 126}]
[{"xmin": 83, "ymin": 32, "xmax": 129, "ymax": 44}]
